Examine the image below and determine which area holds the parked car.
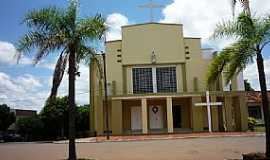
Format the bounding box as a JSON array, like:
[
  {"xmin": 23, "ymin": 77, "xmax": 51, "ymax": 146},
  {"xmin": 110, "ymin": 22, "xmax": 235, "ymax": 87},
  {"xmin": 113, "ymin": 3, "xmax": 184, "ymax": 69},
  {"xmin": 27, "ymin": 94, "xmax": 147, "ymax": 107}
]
[{"xmin": 3, "ymin": 133, "xmax": 23, "ymax": 142}]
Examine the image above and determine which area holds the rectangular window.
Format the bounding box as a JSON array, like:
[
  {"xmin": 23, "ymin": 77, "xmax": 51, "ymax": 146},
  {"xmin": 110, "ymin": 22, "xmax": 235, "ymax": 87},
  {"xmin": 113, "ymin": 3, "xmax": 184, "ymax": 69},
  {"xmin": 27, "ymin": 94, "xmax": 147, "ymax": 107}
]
[
  {"xmin": 156, "ymin": 67, "xmax": 177, "ymax": 92},
  {"xmin": 132, "ymin": 66, "xmax": 177, "ymax": 93},
  {"xmin": 132, "ymin": 68, "xmax": 153, "ymax": 93}
]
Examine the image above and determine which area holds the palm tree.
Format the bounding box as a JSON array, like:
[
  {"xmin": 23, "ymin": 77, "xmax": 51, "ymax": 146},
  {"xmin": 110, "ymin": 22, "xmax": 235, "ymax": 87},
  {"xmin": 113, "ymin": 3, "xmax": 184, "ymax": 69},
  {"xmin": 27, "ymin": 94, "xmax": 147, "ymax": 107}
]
[
  {"xmin": 231, "ymin": 0, "xmax": 251, "ymax": 16},
  {"xmin": 16, "ymin": 1, "xmax": 105, "ymax": 159},
  {"xmin": 207, "ymin": 13, "xmax": 270, "ymax": 157}
]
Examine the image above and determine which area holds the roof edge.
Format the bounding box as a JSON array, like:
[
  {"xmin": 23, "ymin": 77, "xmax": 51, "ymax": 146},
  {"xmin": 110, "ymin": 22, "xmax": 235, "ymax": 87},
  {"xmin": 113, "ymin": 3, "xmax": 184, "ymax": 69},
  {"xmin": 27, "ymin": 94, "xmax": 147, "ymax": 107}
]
[
  {"xmin": 122, "ymin": 22, "xmax": 183, "ymax": 28},
  {"xmin": 105, "ymin": 40, "xmax": 122, "ymax": 43}
]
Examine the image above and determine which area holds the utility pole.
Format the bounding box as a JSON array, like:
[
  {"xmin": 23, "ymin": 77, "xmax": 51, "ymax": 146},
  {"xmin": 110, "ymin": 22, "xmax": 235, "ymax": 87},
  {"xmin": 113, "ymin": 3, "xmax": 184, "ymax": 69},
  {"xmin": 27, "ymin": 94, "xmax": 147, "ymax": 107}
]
[{"xmin": 102, "ymin": 52, "xmax": 110, "ymax": 140}]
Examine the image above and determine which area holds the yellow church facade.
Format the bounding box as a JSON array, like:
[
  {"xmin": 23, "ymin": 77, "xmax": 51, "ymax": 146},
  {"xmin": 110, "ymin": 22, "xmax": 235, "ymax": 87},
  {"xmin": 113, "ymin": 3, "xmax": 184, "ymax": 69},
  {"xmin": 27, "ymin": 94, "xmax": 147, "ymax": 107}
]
[{"xmin": 90, "ymin": 23, "xmax": 248, "ymax": 136}]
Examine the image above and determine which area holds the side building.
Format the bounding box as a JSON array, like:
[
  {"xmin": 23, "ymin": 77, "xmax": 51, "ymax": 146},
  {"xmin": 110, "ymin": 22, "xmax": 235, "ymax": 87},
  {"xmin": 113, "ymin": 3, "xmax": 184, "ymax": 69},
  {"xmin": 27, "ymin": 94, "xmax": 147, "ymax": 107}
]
[{"xmin": 90, "ymin": 23, "xmax": 248, "ymax": 136}]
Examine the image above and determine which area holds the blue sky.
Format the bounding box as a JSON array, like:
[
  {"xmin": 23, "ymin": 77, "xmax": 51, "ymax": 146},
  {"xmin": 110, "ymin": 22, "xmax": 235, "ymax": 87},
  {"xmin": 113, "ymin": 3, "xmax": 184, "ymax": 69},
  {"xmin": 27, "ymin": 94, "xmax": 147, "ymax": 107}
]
[{"xmin": 0, "ymin": 0, "xmax": 270, "ymax": 111}]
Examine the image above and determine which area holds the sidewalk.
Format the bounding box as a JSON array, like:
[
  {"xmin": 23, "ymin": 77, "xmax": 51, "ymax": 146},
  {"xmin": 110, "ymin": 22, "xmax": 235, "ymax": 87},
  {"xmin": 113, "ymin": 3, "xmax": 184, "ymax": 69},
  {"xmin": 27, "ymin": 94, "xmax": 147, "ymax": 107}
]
[{"xmin": 54, "ymin": 132, "xmax": 265, "ymax": 144}]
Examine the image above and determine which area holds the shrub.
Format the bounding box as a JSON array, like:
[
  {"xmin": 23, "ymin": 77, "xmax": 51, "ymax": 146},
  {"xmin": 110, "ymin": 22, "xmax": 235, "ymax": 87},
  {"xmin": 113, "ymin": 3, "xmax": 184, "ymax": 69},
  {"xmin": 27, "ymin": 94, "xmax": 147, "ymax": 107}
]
[{"xmin": 248, "ymin": 117, "xmax": 258, "ymax": 131}]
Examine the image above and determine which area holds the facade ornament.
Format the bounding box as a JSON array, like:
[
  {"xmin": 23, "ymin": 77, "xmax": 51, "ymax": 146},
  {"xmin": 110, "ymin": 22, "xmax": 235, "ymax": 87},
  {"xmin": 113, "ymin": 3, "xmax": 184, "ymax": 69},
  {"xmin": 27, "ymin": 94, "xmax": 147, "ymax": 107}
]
[{"xmin": 151, "ymin": 49, "xmax": 157, "ymax": 64}]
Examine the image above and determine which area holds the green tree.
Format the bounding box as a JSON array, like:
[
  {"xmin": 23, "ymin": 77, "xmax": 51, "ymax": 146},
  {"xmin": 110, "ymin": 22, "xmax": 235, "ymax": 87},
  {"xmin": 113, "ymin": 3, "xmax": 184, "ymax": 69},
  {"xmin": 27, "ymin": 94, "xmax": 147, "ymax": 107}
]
[
  {"xmin": 76, "ymin": 105, "xmax": 90, "ymax": 134},
  {"xmin": 0, "ymin": 104, "xmax": 15, "ymax": 131},
  {"xmin": 16, "ymin": 1, "xmax": 105, "ymax": 159},
  {"xmin": 16, "ymin": 115, "xmax": 44, "ymax": 141},
  {"xmin": 41, "ymin": 96, "xmax": 69, "ymax": 139},
  {"xmin": 208, "ymin": 12, "xmax": 270, "ymax": 157},
  {"xmin": 244, "ymin": 79, "xmax": 255, "ymax": 91}
]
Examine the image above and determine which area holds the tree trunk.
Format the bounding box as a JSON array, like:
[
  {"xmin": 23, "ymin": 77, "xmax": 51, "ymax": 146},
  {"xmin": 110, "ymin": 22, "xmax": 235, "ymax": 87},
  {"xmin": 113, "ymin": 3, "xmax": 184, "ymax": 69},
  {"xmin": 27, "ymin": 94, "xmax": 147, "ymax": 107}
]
[
  {"xmin": 256, "ymin": 50, "xmax": 270, "ymax": 158},
  {"xmin": 68, "ymin": 45, "xmax": 77, "ymax": 160}
]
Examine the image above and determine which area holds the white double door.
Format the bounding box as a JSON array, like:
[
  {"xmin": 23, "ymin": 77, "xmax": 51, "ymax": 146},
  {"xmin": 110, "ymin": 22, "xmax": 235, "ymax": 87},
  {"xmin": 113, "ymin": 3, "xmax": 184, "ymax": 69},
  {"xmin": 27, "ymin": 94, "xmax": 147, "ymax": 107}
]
[
  {"xmin": 131, "ymin": 105, "xmax": 164, "ymax": 131},
  {"xmin": 149, "ymin": 105, "xmax": 164, "ymax": 129}
]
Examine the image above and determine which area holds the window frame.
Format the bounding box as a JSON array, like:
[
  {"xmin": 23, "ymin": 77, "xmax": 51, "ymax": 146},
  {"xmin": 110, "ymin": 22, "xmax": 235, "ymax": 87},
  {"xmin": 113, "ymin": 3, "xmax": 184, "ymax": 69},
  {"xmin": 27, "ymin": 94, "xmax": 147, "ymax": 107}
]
[{"xmin": 131, "ymin": 65, "xmax": 178, "ymax": 94}]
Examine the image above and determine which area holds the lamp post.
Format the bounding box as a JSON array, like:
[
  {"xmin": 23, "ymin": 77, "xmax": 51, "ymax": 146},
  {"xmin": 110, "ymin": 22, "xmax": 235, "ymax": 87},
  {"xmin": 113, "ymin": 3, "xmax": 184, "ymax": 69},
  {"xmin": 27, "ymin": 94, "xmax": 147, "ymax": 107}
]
[{"xmin": 102, "ymin": 52, "xmax": 110, "ymax": 140}]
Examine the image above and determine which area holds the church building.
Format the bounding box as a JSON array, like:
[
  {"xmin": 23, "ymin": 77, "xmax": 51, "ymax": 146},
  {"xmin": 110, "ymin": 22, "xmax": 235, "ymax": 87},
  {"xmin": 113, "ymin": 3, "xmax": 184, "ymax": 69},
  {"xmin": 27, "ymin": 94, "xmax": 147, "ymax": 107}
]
[{"xmin": 89, "ymin": 23, "xmax": 248, "ymax": 136}]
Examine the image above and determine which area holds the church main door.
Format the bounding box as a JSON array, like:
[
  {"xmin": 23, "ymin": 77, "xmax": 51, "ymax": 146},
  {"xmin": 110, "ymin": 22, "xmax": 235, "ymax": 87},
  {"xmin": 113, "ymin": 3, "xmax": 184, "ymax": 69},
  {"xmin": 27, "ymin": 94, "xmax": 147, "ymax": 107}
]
[{"xmin": 149, "ymin": 105, "xmax": 164, "ymax": 129}]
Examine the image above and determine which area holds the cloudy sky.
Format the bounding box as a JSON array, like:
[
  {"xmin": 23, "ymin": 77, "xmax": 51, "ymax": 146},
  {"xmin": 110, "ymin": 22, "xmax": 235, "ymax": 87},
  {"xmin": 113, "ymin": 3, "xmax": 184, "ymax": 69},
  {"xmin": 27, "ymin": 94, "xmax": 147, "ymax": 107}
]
[{"xmin": 0, "ymin": 0, "xmax": 269, "ymax": 111}]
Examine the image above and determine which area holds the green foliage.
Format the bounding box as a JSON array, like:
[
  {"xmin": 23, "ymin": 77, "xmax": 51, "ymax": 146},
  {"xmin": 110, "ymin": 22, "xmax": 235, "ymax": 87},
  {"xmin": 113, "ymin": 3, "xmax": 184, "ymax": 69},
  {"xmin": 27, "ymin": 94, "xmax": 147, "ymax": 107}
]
[
  {"xmin": 244, "ymin": 79, "xmax": 255, "ymax": 91},
  {"xmin": 16, "ymin": 97, "xmax": 91, "ymax": 141},
  {"xmin": 40, "ymin": 96, "xmax": 69, "ymax": 139},
  {"xmin": 0, "ymin": 104, "xmax": 15, "ymax": 131},
  {"xmin": 248, "ymin": 117, "xmax": 258, "ymax": 131},
  {"xmin": 76, "ymin": 105, "xmax": 90, "ymax": 136},
  {"xmin": 16, "ymin": 1, "xmax": 106, "ymax": 99},
  {"xmin": 16, "ymin": 115, "xmax": 44, "ymax": 141},
  {"xmin": 207, "ymin": 13, "xmax": 270, "ymax": 85}
]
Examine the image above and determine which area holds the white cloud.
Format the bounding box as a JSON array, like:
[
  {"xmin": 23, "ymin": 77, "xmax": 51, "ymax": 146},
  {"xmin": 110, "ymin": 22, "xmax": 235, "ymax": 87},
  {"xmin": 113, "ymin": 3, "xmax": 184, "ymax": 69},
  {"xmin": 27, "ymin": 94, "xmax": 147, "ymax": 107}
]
[
  {"xmin": 57, "ymin": 64, "xmax": 90, "ymax": 105},
  {"xmin": 0, "ymin": 41, "xmax": 32, "ymax": 65},
  {"xmin": 105, "ymin": 13, "xmax": 129, "ymax": 41},
  {"xmin": 160, "ymin": 0, "xmax": 270, "ymax": 49},
  {"xmin": 0, "ymin": 72, "xmax": 47, "ymax": 111},
  {"xmin": 244, "ymin": 57, "xmax": 270, "ymax": 91}
]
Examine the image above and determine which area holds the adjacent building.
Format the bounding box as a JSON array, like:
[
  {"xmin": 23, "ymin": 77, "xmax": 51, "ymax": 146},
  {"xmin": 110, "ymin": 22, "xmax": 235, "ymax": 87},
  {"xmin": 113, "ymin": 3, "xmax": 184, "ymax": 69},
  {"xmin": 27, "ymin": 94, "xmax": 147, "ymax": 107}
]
[{"xmin": 90, "ymin": 23, "xmax": 248, "ymax": 136}]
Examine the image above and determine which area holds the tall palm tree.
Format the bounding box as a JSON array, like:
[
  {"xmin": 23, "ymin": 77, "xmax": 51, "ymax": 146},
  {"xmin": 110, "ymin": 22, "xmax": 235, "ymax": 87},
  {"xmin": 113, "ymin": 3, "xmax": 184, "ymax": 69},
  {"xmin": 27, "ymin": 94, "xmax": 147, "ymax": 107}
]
[
  {"xmin": 231, "ymin": 0, "xmax": 251, "ymax": 16},
  {"xmin": 207, "ymin": 13, "xmax": 270, "ymax": 157},
  {"xmin": 16, "ymin": 1, "xmax": 105, "ymax": 159}
]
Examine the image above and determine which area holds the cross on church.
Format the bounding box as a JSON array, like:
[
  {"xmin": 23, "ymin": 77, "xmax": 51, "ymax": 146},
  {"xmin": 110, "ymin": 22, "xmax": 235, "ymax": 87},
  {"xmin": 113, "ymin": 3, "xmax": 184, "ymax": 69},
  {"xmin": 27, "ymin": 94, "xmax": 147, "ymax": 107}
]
[
  {"xmin": 195, "ymin": 91, "xmax": 223, "ymax": 133},
  {"xmin": 139, "ymin": 0, "xmax": 164, "ymax": 22}
]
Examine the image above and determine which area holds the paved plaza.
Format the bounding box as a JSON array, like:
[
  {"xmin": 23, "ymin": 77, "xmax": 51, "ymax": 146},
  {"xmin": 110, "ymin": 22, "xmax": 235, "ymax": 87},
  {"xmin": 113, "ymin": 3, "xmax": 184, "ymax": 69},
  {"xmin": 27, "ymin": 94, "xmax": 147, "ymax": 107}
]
[{"xmin": 0, "ymin": 136, "xmax": 265, "ymax": 160}]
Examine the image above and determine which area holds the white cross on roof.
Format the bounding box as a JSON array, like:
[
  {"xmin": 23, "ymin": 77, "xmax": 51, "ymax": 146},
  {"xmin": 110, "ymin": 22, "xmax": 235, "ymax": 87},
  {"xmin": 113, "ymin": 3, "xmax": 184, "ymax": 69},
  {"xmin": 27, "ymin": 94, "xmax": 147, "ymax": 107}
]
[{"xmin": 138, "ymin": 0, "xmax": 164, "ymax": 22}]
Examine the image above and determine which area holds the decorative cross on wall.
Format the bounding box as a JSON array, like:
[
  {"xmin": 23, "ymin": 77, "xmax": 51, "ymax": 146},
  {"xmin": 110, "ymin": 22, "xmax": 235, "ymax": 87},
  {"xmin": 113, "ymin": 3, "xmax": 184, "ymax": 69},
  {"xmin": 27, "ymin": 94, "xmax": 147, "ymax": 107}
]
[{"xmin": 195, "ymin": 91, "xmax": 223, "ymax": 132}]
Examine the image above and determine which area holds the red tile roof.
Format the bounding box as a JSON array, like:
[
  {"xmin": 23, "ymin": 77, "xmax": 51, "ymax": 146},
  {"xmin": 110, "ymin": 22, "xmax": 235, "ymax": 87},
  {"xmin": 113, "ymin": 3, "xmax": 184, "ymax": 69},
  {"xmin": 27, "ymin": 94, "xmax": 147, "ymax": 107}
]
[{"xmin": 246, "ymin": 91, "xmax": 270, "ymax": 103}]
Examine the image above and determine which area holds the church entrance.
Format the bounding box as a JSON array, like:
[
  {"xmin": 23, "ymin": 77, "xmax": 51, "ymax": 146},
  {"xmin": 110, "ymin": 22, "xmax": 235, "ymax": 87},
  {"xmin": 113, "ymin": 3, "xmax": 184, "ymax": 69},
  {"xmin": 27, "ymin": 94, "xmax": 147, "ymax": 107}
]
[{"xmin": 173, "ymin": 105, "xmax": 182, "ymax": 128}]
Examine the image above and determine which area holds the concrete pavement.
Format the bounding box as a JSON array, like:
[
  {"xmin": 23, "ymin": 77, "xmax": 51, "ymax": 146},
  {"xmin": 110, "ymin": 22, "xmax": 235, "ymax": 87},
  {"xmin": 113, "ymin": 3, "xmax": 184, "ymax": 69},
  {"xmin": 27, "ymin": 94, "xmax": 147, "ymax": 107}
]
[{"xmin": 0, "ymin": 136, "xmax": 265, "ymax": 160}]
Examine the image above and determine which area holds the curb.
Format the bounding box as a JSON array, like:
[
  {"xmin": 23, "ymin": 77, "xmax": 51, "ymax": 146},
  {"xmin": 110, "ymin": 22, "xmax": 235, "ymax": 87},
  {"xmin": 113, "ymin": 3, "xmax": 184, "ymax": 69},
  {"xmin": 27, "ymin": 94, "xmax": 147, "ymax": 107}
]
[{"xmin": 53, "ymin": 133, "xmax": 265, "ymax": 144}]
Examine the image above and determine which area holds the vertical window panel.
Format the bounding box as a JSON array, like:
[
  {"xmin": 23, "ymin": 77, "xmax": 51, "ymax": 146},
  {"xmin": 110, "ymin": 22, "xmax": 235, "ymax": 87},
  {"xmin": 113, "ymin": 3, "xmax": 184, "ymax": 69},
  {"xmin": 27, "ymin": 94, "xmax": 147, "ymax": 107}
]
[
  {"xmin": 156, "ymin": 67, "xmax": 177, "ymax": 92},
  {"xmin": 132, "ymin": 68, "xmax": 153, "ymax": 93}
]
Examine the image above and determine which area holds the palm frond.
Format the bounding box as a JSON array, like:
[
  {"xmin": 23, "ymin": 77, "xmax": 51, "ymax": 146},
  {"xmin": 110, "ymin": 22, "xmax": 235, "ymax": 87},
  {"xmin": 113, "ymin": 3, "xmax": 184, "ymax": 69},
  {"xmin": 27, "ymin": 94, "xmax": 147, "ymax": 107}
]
[
  {"xmin": 64, "ymin": 0, "xmax": 78, "ymax": 31},
  {"xmin": 230, "ymin": 0, "xmax": 251, "ymax": 17},
  {"xmin": 23, "ymin": 6, "xmax": 65, "ymax": 33},
  {"xmin": 76, "ymin": 14, "xmax": 106, "ymax": 40},
  {"xmin": 49, "ymin": 49, "xmax": 69, "ymax": 100},
  {"xmin": 224, "ymin": 40, "xmax": 254, "ymax": 83},
  {"xmin": 76, "ymin": 45, "xmax": 96, "ymax": 65},
  {"xmin": 207, "ymin": 40, "xmax": 254, "ymax": 86},
  {"xmin": 255, "ymin": 16, "xmax": 270, "ymax": 49},
  {"xmin": 207, "ymin": 48, "xmax": 232, "ymax": 85},
  {"xmin": 236, "ymin": 12, "xmax": 255, "ymax": 39},
  {"xmin": 16, "ymin": 31, "xmax": 66, "ymax": 64},
  {"xmin": 212, "ymin": 19, "xmax": 239, "ymax": 39},
  {"xmin": 212, "ymin": 13, "xmax": 255, "ymax": 40},
  {"xmin": 33, "ymin": 33, "xmax": 66, "ymax": 64}
]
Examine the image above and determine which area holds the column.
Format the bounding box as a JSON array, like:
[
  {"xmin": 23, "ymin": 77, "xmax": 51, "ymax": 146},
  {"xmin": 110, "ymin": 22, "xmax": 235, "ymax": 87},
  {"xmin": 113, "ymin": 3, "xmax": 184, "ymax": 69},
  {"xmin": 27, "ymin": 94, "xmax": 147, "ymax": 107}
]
[
  {"xmin": 111, "ymin": 100, "xmax": 123, "ymax": 135},
  {"xmin": 95, "ymin": 96, "xmax": 104, "ymax": 135},
  {"xmin": 239, "ymin": 94, "xmax": 248, "ymax": 131},
  {"xmin": 224, "ymin": 96, "xmax": 234, "ymax": 131},
  {"xmin": 141, "ymin": 98, "xmax": 148, "ymax": 134},
  {"xmin": 191, "ymin": 96, "xmax": 204, "ymax": 132},
  {"xmin": 211, "ymin": 95, "xmax": 219, "ymax": 131},
  {"xmin": 166, "ymin": 97, "xmax": 174, "ymax": 133}
]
